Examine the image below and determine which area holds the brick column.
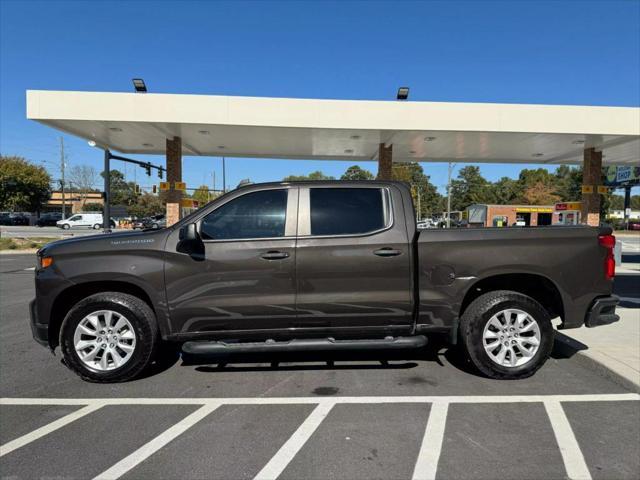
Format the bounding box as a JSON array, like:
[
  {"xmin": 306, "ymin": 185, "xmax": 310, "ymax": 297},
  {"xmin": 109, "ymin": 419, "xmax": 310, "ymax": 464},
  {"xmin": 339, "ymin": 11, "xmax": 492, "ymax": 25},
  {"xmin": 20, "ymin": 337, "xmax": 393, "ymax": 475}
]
[
  {"xmin": 166, "ymin": 136, "xmax": 182, "ymax": 226},
  {"xmin": 581, "ymin": 147, "xmax": 602, "ymax": 227},
  {"xmin": 376, "ymin": 143, "xmax": 393, "ymax": 180}
]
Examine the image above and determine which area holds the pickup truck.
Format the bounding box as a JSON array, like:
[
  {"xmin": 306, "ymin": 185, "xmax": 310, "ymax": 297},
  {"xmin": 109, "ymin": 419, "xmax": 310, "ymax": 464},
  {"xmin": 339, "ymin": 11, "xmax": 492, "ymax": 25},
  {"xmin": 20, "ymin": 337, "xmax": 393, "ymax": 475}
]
[{"xmin": 30, "ymin": 181, "xmax": 619, "ymax": 383}]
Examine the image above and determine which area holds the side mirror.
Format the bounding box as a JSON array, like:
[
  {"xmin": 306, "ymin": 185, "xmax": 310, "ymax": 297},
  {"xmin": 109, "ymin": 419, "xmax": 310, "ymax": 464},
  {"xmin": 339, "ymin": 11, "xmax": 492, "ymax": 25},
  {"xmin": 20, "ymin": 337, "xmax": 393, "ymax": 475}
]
[
  {"xmin": 179, "ymin": 223, "xmax": 198, "ymax": 241},
  {"xmin": 177, "ymin": 223, "xmax": 204, "ymax": 258}
]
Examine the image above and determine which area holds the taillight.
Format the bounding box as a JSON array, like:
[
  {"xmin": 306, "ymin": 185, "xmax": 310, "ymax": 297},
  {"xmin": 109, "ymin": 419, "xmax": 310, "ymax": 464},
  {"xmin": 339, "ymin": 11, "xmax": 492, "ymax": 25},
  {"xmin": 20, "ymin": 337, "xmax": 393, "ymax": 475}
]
[{"xmin": 598, "ymin": 234, "xmax": 616, "ymax": 279}]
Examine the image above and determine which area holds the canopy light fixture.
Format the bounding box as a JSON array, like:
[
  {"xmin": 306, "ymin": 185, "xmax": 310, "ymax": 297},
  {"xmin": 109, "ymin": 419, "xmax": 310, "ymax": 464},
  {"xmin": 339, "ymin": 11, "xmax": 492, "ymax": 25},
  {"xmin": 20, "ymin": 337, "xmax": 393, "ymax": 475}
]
[
  {"xmin": 409, "ymin": 150, "xmax": 416, "ymax": 154},
  {"xmin": 198, "ymin": 130, "xmax": 210, "ymax": 135},
  {"xmin": 350, "ymin": 135, "xmax": 361, "ymax": 140},
  {"xmin": 397, "ymin": 87, "xmax": 410, "ymax": 100},
  {"xmin": 108, "ymin": 127, "xmax": 122, "ymax": 132},
  {"xmin": 344, "ymin": 149, "xmax": 354, "ymax": 154},
  {"xmin": 532, "ymin": 153, "xmax": 544, "ymax": 157},
  {"xmin": 572, "ymin": 139, "xmax": 585, "ymax": 145},
  {"xmin": 424, "ymin": 136, "xmax": 437, "ymax": 142},
  {"xmin": 217, "ymin": 145, "xmax": 226, "ymax": 149},
  {"xmin": 132, "ymin": 78, "xmax": 147, "ymax": 93},
  {"xmin": 142, "ymin": 143, "xmax": 154, "ymax": 147}
]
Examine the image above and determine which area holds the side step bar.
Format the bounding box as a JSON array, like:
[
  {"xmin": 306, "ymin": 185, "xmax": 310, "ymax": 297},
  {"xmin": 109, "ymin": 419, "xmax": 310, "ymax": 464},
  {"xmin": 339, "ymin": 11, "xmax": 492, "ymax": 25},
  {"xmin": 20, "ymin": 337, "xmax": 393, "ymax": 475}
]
[{"xmin": 182, "ymin": 335, "xmax": 427, "ymax": 355}]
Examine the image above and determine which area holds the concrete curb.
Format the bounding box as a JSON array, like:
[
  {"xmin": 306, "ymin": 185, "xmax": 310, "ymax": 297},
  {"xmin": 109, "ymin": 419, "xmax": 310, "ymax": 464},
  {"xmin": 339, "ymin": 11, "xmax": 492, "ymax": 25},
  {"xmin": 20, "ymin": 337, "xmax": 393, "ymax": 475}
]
[
  {"xmin": 0, "ymin": 250, "xmax": 39, "ymax": 255},
  {"xmin": 555, "ymin": 333, "xmax": 640, "ymax": 394}
]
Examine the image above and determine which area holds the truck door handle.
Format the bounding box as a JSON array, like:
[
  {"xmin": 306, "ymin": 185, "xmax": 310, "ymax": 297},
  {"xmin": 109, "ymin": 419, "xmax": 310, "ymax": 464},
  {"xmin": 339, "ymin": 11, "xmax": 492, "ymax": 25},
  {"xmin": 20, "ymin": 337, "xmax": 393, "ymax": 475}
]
[
  {"xmin": 373, "ymin": 248, "xmax": 402, "ymax": 257},
  {"xmin": 260, "ymin": 251, "xmax": 290, "ymax": 260}
]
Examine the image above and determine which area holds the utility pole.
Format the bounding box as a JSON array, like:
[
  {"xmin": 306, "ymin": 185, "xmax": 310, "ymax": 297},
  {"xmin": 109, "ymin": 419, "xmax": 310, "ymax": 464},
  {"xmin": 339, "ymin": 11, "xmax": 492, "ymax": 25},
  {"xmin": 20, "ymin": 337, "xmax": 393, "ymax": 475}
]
[
  {"xmin": 222, "ymin": 157, "xmax": 226, "ymax": 193},
  {"xmin": 446, "ymin": 162, "xmax": 454, "ymax": 228},
  {"xmin": 416, "ymin": 184, "xmax": 421, "ymax": 221},
  {"xmin": 623, "ymin": 186, "xmax": 632, "ymax": 230},
  {"xmin": 60, "ymin": 137, "xmax": 66, "ymax": 219}
]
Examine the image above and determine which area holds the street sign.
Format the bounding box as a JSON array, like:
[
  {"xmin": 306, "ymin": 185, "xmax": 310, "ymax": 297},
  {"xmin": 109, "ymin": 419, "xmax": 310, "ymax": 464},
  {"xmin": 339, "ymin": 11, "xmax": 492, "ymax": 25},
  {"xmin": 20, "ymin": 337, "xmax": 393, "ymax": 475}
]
[
  {"xmin": 174, "ymin": 181, "xmax": 187, "ymax": 191},
  {"xmin": 597, "ymin": 186, "xmax": 609, "ymax": 194},
  {"xmin": 581, "ymin": 185, "xmax": 594, "ymax": 194},
  {"xmin": 159, "ymin": 182, "xmax": 169, "ymax": 191}
]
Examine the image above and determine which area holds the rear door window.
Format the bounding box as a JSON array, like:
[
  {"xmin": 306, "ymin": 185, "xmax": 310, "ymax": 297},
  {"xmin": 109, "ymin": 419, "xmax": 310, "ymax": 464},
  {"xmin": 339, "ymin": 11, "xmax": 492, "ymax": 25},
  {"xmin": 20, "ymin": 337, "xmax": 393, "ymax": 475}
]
[{"xmin": 309, "ymin": 188, "xmax": 388, "ymax": 236}]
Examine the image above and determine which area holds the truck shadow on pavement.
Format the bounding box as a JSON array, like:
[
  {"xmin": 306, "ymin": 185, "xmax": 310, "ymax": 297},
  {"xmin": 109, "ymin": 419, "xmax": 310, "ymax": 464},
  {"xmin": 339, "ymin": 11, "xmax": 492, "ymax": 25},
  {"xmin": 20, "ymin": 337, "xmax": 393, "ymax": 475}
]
[{"xmin": 179, "ymin": 334, "xmax": 584, "ymax": 379}]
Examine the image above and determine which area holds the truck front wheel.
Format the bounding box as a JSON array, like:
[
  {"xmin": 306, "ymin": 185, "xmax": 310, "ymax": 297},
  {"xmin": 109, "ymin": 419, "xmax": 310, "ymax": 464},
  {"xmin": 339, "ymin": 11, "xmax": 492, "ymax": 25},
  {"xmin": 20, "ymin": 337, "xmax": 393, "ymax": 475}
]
[
  {"xmin": 59, "ymin": 292, "xmax": 159, "ymax": 382},
  {"xmin": 459, "ymin": 290, "xmax": 554, "ymax": 380}
]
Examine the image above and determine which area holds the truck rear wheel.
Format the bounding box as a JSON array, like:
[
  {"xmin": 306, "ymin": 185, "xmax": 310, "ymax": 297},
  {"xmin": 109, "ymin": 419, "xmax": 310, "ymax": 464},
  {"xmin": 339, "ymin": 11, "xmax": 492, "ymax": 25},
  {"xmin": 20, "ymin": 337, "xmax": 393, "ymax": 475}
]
[
  {"xmin": 459, "ymin": 290, "xmax": 554, "ymax": 380},
  {"xmin": 59, "ymin": 292, "xmax": 159, "ymax": 383}
]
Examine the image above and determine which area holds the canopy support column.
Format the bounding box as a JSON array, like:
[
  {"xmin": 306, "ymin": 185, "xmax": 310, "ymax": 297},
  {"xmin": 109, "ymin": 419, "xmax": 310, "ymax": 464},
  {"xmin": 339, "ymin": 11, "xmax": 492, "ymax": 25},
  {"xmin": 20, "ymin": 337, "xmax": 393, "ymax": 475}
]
[
  {"xmin": 166, "ymin": 136, "xmax": 182, "ymax": 226},
  {"xmin": 581, "ymin": 147, "xmax": 602, "ymax": 226},
  {"xmin": 377, "ymin": 143, "xmax": 393, "ymax": 180}
]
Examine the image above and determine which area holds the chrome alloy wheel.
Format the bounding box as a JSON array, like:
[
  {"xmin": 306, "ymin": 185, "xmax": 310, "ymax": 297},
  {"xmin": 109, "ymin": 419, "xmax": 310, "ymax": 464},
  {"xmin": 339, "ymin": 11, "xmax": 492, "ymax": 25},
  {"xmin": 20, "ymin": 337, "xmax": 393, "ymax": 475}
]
[
  {"xmin": 73, "ymin": 310, "xmax": 136, "ymax": 371},
  {"xmin": 482, "ymin": 308, "xmax": 541, "ymax": 368}
]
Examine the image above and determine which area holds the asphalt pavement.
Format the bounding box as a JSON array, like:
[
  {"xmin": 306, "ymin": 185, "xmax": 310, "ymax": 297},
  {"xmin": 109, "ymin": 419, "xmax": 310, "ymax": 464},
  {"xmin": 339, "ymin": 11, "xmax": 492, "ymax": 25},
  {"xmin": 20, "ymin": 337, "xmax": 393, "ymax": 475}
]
[{"xmin": 1, "ymin": 253, "xmax": 639, "ymax": 480}]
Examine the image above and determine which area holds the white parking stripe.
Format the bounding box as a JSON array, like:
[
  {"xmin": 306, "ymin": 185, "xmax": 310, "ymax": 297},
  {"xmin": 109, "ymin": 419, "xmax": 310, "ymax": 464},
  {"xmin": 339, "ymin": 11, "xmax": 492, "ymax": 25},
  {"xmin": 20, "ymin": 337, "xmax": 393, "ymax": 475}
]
[
  {"xmin": 1, "ymin": 393, "xmax": 638, "ymax": 406},
  {"xmin": 412, "ymin": 401, "xmax": 448, "ymax": 480},
  {"xmin": 253, "ymin": 401, "xmax": 334, "ymax": 480},
  {"xmin": 93, "ymin": 403, "xmax": 221, "ymax": 480},
  {"xmin": 544, "ymin": 400, "xmax": 593, "ymax": 480},
  {"xmin": 0, "ymin": 403, "xmax": 104, "ymax": 457}
]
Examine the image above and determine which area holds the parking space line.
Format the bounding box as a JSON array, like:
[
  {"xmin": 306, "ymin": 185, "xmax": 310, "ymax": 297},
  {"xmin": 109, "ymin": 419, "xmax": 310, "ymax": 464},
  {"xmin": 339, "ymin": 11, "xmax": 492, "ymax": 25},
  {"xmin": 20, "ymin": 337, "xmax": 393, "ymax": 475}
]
[
  {"xmin": 93, "ymin": 403, "xmax": 221, "ymax": 480},
  {"xmin": 412, "ymin": 401, "xmax": 448, "ymax": 480},
  {"xmin": 544, "ymin": 400, "xmax": 592, "ymax": 480},
  {"xmin": 1, "ymin": 393, "xmax": 638, "ymax": 406},
  {"xmin": 0, "ymin": 402, "xmax": 105, "ymax": 457},
  {"xmin": 253, "ymin": 401, "xmax": 335, "ymax": 480}
]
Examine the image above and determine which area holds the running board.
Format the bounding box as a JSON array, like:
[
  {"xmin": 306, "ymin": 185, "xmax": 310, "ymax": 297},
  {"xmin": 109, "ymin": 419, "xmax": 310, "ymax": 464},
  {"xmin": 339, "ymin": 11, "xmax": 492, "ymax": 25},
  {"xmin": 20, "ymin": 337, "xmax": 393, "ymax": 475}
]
[{"xmin": 182, "ymin": 335, "xmax": 427, "ymax": 355}]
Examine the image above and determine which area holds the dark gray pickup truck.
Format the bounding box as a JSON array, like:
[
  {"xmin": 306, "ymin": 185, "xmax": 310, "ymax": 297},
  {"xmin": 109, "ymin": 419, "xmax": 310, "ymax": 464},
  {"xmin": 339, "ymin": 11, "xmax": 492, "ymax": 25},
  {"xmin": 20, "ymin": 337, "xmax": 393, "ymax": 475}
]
[{"xmin": 31, "ymin": 181, "xmax": 619, "ymax": 382}]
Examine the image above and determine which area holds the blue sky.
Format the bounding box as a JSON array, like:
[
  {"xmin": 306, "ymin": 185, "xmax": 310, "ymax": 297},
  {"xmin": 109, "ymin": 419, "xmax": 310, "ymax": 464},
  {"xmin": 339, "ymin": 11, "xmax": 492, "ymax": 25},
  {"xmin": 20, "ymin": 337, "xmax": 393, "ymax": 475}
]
[{"xmin": 1, "ymin": 0, "xmax": 639, "ymax": 194}]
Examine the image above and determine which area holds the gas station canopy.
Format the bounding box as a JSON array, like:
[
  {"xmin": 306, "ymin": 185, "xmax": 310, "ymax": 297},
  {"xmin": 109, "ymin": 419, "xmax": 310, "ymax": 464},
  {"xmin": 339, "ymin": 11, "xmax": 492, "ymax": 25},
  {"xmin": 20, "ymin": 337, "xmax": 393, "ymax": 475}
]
[{"xmin": 26, "ymin": 90, "xmax": 640, "ymax": 165}]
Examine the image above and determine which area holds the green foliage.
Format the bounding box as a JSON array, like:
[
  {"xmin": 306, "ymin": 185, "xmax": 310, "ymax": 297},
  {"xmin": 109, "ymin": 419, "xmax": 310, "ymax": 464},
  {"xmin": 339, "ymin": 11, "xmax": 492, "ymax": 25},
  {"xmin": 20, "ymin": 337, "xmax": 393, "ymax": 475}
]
[
  {"xmin": 553, "ymin": 165, "xmax": 583, "ymax": 201},
  {"xmin": 283, "ymin": 171, "xmax": 335, "ymax": 181},
  {"xmin": 340, "ymin": 165, "xmax": 374, "ymax": 181},
  {"xmin": 392, "ymin": 162, "xmax": 442, "ymax": 217},
  {"xmin": 100, "ymin": 169, "xmax": 137, "ymax": 207},
  {"xmin": 82, "ymin": 202, "xmax": 103, "ymax": 212},
  {"xmin": 450, "ymin": 166, "xmax": 494, "ymax": 211},
  {"xmin": 0, "ymin": 155, "xmax": 51, "ymax": 211},
  {"xmin": 192, "ymin": 185, "xmax": 214, "ymax": 206},
  {"xmin": 127, "ymin": 192, "xmax": 163, "ymax": 218}
]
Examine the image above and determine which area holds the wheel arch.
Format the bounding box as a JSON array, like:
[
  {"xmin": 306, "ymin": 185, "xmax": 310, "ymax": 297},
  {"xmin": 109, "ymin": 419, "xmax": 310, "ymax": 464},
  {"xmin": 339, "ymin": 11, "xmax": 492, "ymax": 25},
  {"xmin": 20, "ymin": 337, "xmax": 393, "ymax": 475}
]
[
  {"xmin": 48, "ymin": 280, "xmax": 157, "ymax": 350},
  {"xmin": 460, "ymin": 273, "xmax": 564, "ymax": 322}
]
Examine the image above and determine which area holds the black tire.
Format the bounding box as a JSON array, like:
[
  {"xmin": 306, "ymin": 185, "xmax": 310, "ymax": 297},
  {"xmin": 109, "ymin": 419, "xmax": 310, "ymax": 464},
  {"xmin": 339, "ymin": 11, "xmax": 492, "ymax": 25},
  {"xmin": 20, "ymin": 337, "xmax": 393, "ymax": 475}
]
[
  {"xmin": 62, "ymin": 224, "xmax": 70, "ymax": 230},
  {"xmin": 59, "ymin": 292, "xmax": 160, "ymax": 383},
  {"xmin": 93, "ymin": 223, "xmax": 101, "ymax": 230},
  {"xmin": 459, "ymin": 290, "xmax": 554, "ymax": 380}
]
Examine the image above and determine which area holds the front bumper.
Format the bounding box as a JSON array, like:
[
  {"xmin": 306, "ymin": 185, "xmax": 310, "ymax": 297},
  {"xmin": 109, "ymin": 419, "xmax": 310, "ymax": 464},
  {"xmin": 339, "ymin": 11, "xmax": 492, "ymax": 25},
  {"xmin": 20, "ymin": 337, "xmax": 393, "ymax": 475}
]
[
  {"xmin": 29, "ymin": 299, "xmax": 49, "ymax": 347},
  {"xmin": 585, "ymin": 295, "xmax": 620, "ymax": 328}
]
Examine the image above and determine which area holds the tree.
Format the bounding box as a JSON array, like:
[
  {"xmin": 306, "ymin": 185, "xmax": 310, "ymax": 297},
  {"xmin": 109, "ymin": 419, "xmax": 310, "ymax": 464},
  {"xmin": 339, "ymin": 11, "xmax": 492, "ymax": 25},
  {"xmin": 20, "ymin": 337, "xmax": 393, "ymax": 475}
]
[
  {"xmin": 83, "ymin": 202, "xmax": 103, "ymax": 212},
  {"xmin": 68, "ymin": 165, "xmax": 98, "ymax": 195},
  {"xmin": 450, "ymin": 166, "xmax": 494, "ymax": 211},
  {"xmin": 192, "ymin": 185, "xmax": 215, "ymax": 206},
  {"xmin": 127, "ymin": 192, "xmax": 163, "ymax": 218},
  {"xmin": 392, "ymin": 162, "xmax": 442, "ymax": 218},
  {"xmin": 554, "ymin": 165, "xmax": 582, "ymax": 201},
  {"xmin": 101, "ymin": 169, "xmax": 137, "ymax": 207},
  {"xmin": 0, "ymin": 155, "xmax": 51, "ymax": 212},
  {"xmin": 341, "ymin": 165, "xmax": 374, "ymax": 181},
  {"xmin": 519, "ymin": 181, "xmax": 561, "ymax": 205},
  {"xmin": 283, "ymin": 171, "xmax": 335, "ymax": 181},
  {"xmin": 491, "ymin": 177, "xmax": 520, "ymax": 204}
]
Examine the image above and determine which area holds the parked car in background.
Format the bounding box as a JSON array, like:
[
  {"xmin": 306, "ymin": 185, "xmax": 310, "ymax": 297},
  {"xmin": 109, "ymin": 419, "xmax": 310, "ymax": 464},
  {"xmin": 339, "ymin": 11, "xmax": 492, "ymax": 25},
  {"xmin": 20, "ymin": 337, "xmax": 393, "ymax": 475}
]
[
  {"xmin": 132, "ymin": 218, "xmax": 147, "ymax": 230},
  {"xmin": 142, "ymin": 214, "xmax": 166, "ymax": 229},
  {"xmin": 0, "ymin": 213, "xmax": 11, "ymax": 225},
  {"xmin": 56, "ymin": 213, "xmax": 116, "ymax": 230},
  {"xmin": 4, "ymin": 212, "xmax": 31, "ymax": 225},
  {"xmin": 36, "ymin": 212, "xmax": 63, "ymax": 227}
]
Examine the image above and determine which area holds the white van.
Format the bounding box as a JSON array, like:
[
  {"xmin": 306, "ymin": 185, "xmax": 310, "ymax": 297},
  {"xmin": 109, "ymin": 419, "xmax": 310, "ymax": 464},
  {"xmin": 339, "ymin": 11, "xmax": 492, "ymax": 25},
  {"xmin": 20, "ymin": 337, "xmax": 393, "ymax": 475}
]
[{"xmin": 56, "ymin": 213, "xmax": 109, "ymax": 230}]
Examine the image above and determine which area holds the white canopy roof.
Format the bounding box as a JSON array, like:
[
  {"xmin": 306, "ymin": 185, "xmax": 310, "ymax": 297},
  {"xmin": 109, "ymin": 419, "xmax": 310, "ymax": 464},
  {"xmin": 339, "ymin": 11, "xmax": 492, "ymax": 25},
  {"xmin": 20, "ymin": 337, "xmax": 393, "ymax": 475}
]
[{"xmin": 27, "ymin": 90, "xmax": 640, "ymax": 165}]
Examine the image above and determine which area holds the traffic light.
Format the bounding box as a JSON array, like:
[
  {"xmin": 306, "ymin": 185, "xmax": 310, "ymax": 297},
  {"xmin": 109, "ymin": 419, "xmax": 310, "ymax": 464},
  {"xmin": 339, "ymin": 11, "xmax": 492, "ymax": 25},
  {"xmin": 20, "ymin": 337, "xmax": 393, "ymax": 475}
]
[
  {"xmin": 152, "ymin": 185, "xmax": 157, "ymax": 194},
  {"xmin": 135, "ymin": 184, "xmax": 141, "ymax": 194},
  {"xmin": 158, "ymin": 168, "xmax": 163, "ymax": 179},
  {"xmin": 145, "ymin": 162, "xmax": 151, "ymax": 176}
]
